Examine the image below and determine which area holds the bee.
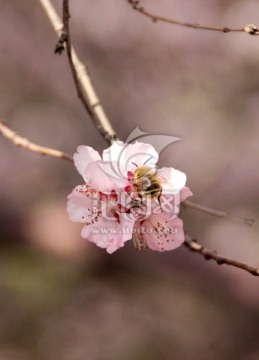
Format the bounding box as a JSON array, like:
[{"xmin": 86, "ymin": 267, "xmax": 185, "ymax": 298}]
[{"xmin": 131, "ymin": 157, "xmax": 163, "ymax": 205}]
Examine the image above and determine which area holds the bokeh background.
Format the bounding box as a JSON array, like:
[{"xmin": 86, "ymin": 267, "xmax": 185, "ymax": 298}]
[{"xmin": 0, "ymin": 0, "xmax": 259, "ymax": 359}]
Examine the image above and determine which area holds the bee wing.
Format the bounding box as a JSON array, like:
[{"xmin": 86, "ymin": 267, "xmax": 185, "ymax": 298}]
[
  {"xmin": 157, "ymin": 175, "xmax": 170, "ymax": 185},
  {"xmin": 157, "ymin": 175, "xmax": 178, "ymax": 193}
]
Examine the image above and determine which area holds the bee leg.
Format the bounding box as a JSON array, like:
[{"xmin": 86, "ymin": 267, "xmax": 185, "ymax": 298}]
[{"xmin": 158, "ymin": 191, "xmax": 163, "ymax": 211}]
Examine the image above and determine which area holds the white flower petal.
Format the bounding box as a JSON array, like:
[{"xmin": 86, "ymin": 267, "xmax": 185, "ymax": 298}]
[
  {"xmin": 102, "ymin": 141, "xmax": 125, "ymax": 163},
  {"xmin": 158, "ymin": 167, "xmax": 186, "ymax": 192},
  {"xmin": 73, "ymin": 145, "xmax": 101, "ymax": 177},
  {"xmin": 124, "ymin": 142, "xmax": 159, "ymax": 172}
]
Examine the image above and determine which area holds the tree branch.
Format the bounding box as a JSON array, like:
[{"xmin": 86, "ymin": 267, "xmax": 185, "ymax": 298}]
[
  {"xmin": 128, "ymin": 0, "xmax": 259, "ymax": 35},
  {"xmin": 0, "ymin": 119, "xmax": 73, "ymax": 162},
  {"xmin": 184, "ymin": 233, "xmax": 259, "ymax": 277},
  {"xmin": 39, "ymin": 0, "xmax": 117, "ymax": 144},
  {"xmin": 183, "ymin": 200, "xmax": 255, "ymax": 226}
]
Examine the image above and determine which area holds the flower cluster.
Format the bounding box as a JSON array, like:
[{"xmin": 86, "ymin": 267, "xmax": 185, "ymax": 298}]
[{"xmin": 67, "ymin": 142, "xmax": 192, "ymax": 253}]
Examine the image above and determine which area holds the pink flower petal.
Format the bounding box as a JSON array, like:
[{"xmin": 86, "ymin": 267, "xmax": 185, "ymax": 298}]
[
  {"xmin": 144, "ymin": 215, "xmax": 184, "ymax": 252},
  {"xmin": 82, "ymin": 161, "xmax": 117, "ymax": 192},
  {"xmin": 73, "ymin": 146, "xmax": 101, "ymax": 177},
  {"xmin": 67, "ymin": 185, "xmax": 100, "ymax": 223},
  {"xmin": 86, "ymin": 216, "xmax": 134, "ymax": 254},
  {"xmin": 81, "ymin": 224, "xmax": 93, "ymax": 238},
  {"xmin": 180, "ymin": 187, "xmax": 193, "ymax": 202},
  {"xmin": 155, "ymin": 192, "xmax": 181, "ymax": 218},
  {"xmin": 67, "ymin": 200, "xmax": 90, "ymax": 223},
  {"xmin": 93, "ymin": 161, "xmax": 128, "ymax": 189}
]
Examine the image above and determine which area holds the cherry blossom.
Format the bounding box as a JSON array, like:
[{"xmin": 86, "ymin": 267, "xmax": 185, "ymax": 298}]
[{"xmin": 67, "ymin": 141, "xmax": 192, "ymax": 253}]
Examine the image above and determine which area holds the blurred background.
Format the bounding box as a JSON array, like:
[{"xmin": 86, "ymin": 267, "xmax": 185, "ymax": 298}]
[{"xmin": 0, "ymin": 0, "xmax": 259, "ymax": 359}]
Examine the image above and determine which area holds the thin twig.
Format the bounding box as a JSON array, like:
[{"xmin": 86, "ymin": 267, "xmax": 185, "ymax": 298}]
[
  {"xmin": 0, "ymin": 120, "xmax": 73, "ymax": 162},
  {"xmin": 61, "ymin": 0, "xmax": 93, "ymax": 120},
  {"xmin": 184, "ymin": 233, "xmax": 259, "ymax": 277},
  {"xmin": 183, "ymin": 200, "xmax": 255, "ymax": 226},
  {"xmin": 128, "ymin": 0, "xmax": 259, "ymax": 35},
  {"xmin": 39, "ymin": 0, "xmax": 117, "ymax": 144}
]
